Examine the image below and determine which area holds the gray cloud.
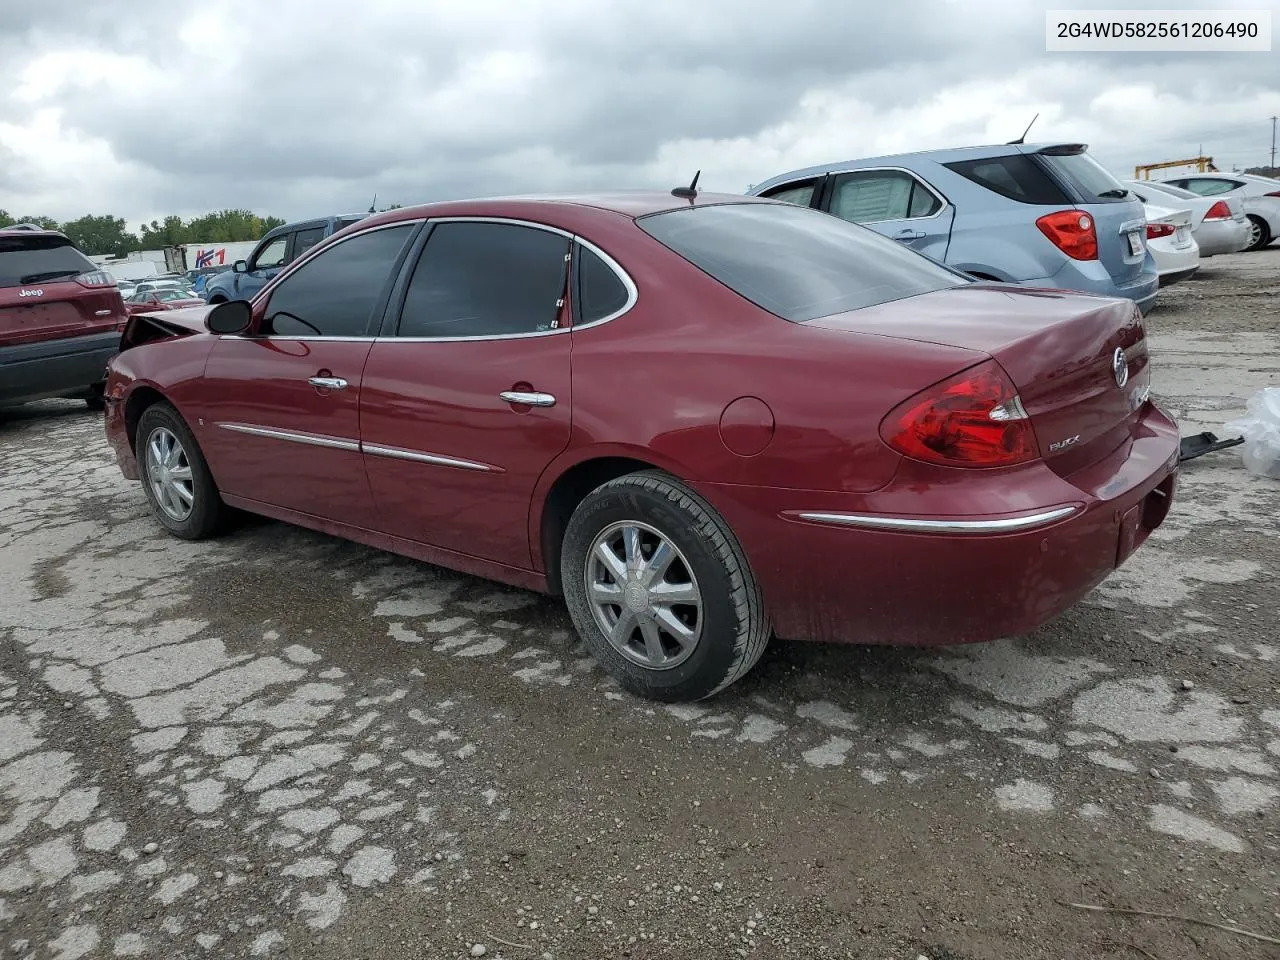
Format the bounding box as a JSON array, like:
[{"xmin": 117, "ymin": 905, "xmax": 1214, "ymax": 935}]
[{"xmin": 1, "ymin": 0, "xmax": 1277, "ymax": 228}]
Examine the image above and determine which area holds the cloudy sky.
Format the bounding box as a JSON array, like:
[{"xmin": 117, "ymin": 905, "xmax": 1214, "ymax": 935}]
[{"xmin": 1, "ymin": 0, "xmax": 1277, "ymax": 231}]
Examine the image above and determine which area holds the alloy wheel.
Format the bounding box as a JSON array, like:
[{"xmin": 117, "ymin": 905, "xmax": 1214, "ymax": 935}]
[
  {"xmin": 145, "ymin": 426, "xmax": 195, "ymax": 521},
  {"xmin": 585, "ymin": 521, "xmax": 703, "ymax": 670}
]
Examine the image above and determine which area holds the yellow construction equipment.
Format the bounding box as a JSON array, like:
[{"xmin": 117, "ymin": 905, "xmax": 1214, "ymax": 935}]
[{"xmin": 1134, "ymin": 157, "xmax": 1218, "ymax": 179}]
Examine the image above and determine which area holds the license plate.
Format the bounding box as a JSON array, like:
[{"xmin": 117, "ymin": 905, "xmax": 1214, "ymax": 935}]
[
  {"xmin": 1175, "ymin": 226, "xmax": 1188, "ymax": 244},
  {"xmin": 1127, "ymin": 231, "xmax": 1144, "ymax": 256}
]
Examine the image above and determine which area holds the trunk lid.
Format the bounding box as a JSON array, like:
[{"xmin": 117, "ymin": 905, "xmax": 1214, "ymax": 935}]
[{"xmin": 806, "ymin": 285, "xmax": 1150, "ymax": 477}]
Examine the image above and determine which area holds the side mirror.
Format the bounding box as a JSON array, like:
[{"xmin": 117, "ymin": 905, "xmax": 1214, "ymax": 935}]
[
  {"xmin": 206, "ymin": 299, "xmax": 253, "ymax": 335},
  {"xmin": 232, "ymin": 260, "xmax": 248, "ymax": 274}
]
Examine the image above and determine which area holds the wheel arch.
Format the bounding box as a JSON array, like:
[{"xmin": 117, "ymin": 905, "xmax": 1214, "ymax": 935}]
[
  {"xmin": 124, "ymin": 384, "xmax": 174, "ymax": 452},
  {"xmin": 532, "ymin": 446, "xmax": 693, "ymax": 596}
]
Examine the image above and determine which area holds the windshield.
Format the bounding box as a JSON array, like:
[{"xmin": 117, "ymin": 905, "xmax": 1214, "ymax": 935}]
[
  {"xmin": 0, "ymin": 235, "xmax": 95, "ymax": 287},
  {"xmin": 1038, "ymin": 150, "xmax": 1131, "ymax": 203},
  {"xmin": 637, "ymin": 202, "xmax": 969, "ymax": 322}
]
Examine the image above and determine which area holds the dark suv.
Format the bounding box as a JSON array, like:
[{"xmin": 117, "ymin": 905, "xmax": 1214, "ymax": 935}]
[
  {"xmin": 1, "ymin": 225, "xmax": 127, "ymax": 410},
  {"xmin": 203, "ymin": 213, "xmax": 369, "ymax": 303}
]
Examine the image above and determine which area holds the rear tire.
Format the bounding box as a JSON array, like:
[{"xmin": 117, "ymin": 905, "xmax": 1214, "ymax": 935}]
[
  {"xmin": 136, "ymin": 402, "xmax": 225, "ymax": 540},
  {"xmin": 85, "ymin": 384, "xmax": 106, "ymax": 411},
  {"xmin": 561, "ymin": 470, "xmax": 770, "ymax": 702},
  {"xmin": 1244, "ymin": 215, "xmax": 1272, "ymax": 251}
]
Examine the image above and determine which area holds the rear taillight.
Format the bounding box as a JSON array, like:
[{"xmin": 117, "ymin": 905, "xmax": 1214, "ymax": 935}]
[
  {"xmin": 75, "ymin": 270, "xmax": 115, "ymax": 288},
  {"xmin": 1145, "ymin": 222, "xmax": 1176, "ymax": 239},
  {"xmin": 1265, "ymin": 190, "xmax": 1280, "ymax": 198},
  {"xmin": 1204, "ymin": 201, "xmax": 1232, "ymax": 220},
  {"xmin": 1035, "ymin": 210, "xmax": 1098, "ymax": 260},
  {"xmin": 881, "ymin": 360, "xmax": 1039, "ymax": 468}
]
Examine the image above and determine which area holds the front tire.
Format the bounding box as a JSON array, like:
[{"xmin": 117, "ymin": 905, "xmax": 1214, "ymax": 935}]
[
  {"xmin": 1244, "ymin": 215, "xmax": 1272, "ymax": 251},
  {"xmin": 136, "ymin": 402, "xmax": 225, "ymax": 539},
  {"xmin": 561, "ymin": 471, "xmax": 770, "ymax": 702}
]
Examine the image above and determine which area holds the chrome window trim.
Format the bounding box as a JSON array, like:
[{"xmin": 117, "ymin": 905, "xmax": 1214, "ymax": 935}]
[
  {"xmin": 249, "ymin": 219, "xmax": 428, "ymax": 309},
  {"xmin": 362, "ymin": 442, "xmax": 498, "ymax": 473},
  {"xmin": 217, "ymin": 422, "xmax": 360, "ymax": 452},
  {"xmin": 222, "ymin": 215, "xmax": 639, "ymax": 346},
  {"xmin": 794, "ymin": 505, "xmax": 1079, "ymax": 534},
  {"xmin": 824, "ymin": 166, "xmax": 952, "ymax": 225}
]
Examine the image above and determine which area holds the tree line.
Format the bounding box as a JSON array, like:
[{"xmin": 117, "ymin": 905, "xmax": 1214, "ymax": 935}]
[{"xmin": 0, "ymin": 209, "xmax": 288, "ymax": 257}]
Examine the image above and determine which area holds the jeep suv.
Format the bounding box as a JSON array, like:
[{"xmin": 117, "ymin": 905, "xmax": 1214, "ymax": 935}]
[
  {"xmin": 203, "ymin": 213, "xmax": 369, "ymax": 304},
  {"xmin": 0, "ymin": 225, "xmax": 128, "ymax": 410}
]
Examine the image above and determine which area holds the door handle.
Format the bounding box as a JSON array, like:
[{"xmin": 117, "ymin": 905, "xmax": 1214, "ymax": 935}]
[
  {"xmin": 500, "ymin": 391, "xmax": 556, "ymax": 407},
  {"xmin": 308, "ymin": 376, "xmax": 348, "ymax": 391},
  {"xmin": 895, "ymin": 229, "xmax": 926, "ymax": 241}
]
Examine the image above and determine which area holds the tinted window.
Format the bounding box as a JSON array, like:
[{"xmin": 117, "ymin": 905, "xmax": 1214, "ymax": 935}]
[
  {"xmin": 830, "ymin": 171, "xmax": 940, "ymax": 222},
  {"xmin": 637, "ymin": 202, "xmax": 966, "ymax": 323},
  {"xmin": 397, "ymin": 222, "xmax": 569, "ymax": 338},
  {"xmin": 1180, "ymin": 178, "xmax": 1242, "ymax": 197},
  {"xmin": 574, "ymin": 244, "xmax": 630, "ymax": 324},
  {"xmin": 1035, "ymin": 150, "xmax": 1129, "ymax": 203},
  {"xmin": 252, "ymin": 236, "xmax": 288, "ymax": 270},
  {"xmin": 293, "ymin": 227, "xmax": 327, "ymax": 259},
  {"xmin": 264, "ymin": 225, "xmax": 413, "ymax": 337},
  {"xmin": 944, "ymin": 155, "xmax": 1071, "ymax": 205},
  {"xmin": 760, "ymin": 180, "xmax": 817, "ymax": 207},
  {"xmin": 0, "ymin": 235, "xmax": 94, "ymax": 287}
]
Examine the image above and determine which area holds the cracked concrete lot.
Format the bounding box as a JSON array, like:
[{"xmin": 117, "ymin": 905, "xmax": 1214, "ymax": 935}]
[{"xmin": 2, "ymin": 249, "xmax": 1278, "ymax": 960}]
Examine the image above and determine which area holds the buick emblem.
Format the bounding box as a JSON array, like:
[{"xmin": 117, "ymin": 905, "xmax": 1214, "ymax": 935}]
[{"xmin": 1112, "ymin": 347, "xmax": 1129, "ymax": 388}]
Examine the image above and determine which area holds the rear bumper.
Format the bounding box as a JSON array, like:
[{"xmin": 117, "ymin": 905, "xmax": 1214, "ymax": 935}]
[
  {"xmin": 1194, "ymin": 219, "xmax": 1250, "ymax": 257},
  {"xmin": 0, "ymin": 332, "xmax": 121, "ymax": 407},
  {"xmin": 693, "ymin": 402, "xmax": 1181, "ymax": 647},
  {"xmin": 1149, "ymin": 237, "xmax": 1200, "ymax": 281}
]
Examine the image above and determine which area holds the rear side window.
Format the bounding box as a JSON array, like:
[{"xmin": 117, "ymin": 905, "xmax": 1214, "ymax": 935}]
[
  {"xmin": 944, "ymin": 155, "xmax": 1070, "ymax": 205},
  {"xmin": 397, "ymin": 222, "xmax": 569, "ymax": 338},
  {"xmin": 637, "ymin": 202, "xmax": 967, "ymax": 323},
  {"xmin": 1034, "ymin": 149, "xmax": 1130, "ymax": 203},
  {"xmin": 829, "ymin": 170, "xmax": 942, "ymax": 223},
  {"xmin": 574, "ymin": 243, "xmax": 630, "ymax": 325},
  {"xmin": 759, "ymin": 179, "xmax": 818, "ymax": 207},
  {"xmin": 0, "ymin": 235, "xmax": 95, "ymax": 287},
  {"xmin": 264, "ymin": 225, "xmax": 414, "ymax": 337},
  {"xmin": 292, "ymin": 227, "xmax": 327, "ymax": 259}
]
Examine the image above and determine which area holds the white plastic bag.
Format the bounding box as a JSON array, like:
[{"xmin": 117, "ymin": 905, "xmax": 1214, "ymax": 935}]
[{"xmin": 1224, "ymin": 387, "xmax": 1280, "ymax": 480}]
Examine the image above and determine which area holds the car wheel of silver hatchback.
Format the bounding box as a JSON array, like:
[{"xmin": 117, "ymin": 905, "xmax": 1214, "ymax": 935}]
[{"xmin": 136, "ymin": 401, "xmax": 226, "ymax": 540}]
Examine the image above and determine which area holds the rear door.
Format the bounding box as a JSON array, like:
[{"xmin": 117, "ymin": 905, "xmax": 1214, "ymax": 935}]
[
  {"xmin": 359, "ymin": 218, "xmax": 574, "ymax": 569},
  {"xmin": 0, "ymin": 233, "xmax": 120, "ymax": 348},
  {"xmin": 821, "ymin": 169, "xmax": 954, "ymax": 262},
  {"xmin": 1030, "ymin": 146, "xmax": 1149, "ymax": 288}
]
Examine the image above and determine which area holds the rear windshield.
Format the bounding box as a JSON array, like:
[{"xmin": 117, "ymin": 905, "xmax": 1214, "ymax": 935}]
[
  {"xmin": 637, "ymin": 202, "xmax": 968, "ymax": 322},
  {"xmin": 1137, "ymin": 181, "xmax": 1200, "ymax": 200},
  {"xmin": 943, "ymin": 155, "xmax": 1071, "ymax": 206},
  {"xmin": 1036, "ymin": 150, "xmax": 1131, "ymax": 203},
  {"xmin": 0, "ymin": 235, "xmax": 95, "ymax": 287}
]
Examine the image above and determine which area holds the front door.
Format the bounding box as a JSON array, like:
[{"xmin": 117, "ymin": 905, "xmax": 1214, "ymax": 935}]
[
  {"xmin": 198, "ymin": 222, "xmax": 419, "ymax": 527},
  {"xmin": 824, "ymin": 169, "xmax": 955, "ymax": 263},
  {"xmin": 360, "ymin": 218, "xmax": 574, "ymax": 569}
]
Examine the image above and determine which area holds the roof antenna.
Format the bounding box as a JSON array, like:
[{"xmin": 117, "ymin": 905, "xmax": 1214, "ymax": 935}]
[
  {"xmin": 1007, "ymin": 113, "xmax": 1039, "ymax": 145},
  {"xmin": 368, "ymin": 193, "xmax": 377, "ymax": 214},
  {"xmin": 671, "ymin": 170, "xmax": 701, "ymax": 200}
]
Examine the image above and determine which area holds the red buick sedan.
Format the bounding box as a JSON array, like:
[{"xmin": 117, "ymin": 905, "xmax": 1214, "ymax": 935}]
[{"xmin": 103, "ymin": 191, "xmax": 1179, "ymax": 701}]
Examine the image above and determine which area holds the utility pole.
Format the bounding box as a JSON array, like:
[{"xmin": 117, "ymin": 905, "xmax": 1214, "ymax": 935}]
[{"xmin": 1271, "ymin": 116, "xmax": 1277, "ymax": 169}]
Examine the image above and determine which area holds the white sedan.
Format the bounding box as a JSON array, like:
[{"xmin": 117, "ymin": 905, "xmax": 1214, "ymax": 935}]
[
  {"xmin": 1124, "ymin": 179, "xmax": 1250, "ymax": 257},
  {"xmin": 1157, "ymin": 172, "xmax": 1280, "ymax": 251},
  {"xmin": 1141, "ymin": 199, "xmax": 1199, "ymax": 285}
]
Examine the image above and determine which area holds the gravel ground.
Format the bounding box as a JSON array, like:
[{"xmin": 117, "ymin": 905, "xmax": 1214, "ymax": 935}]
[{"xmin": 2, "ymin": 248, "xmax": 1278, "ymax": 960}]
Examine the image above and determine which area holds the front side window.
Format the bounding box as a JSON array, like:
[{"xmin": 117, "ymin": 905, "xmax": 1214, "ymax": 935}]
[
  {"xmin": 263, "ymin": 225, "xmax": 414, "ymax": 337},
  {"xmin": 638, "ymin": 202, "xmax": 967, "ymax": 323},
  {"xmin": 829, "ymin": 171, "xmax": 941, "ymax": 223},
  {"xmin": 760, "ymin": 180, "xmax": 818, "ymax": 207},
  {"xmin": 252, "ymin": 236, "xmax": 288, "ymax": 270},
  {"xmin": 396, "ymin": 221, "xmax": 569, "ymax": 338}
]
